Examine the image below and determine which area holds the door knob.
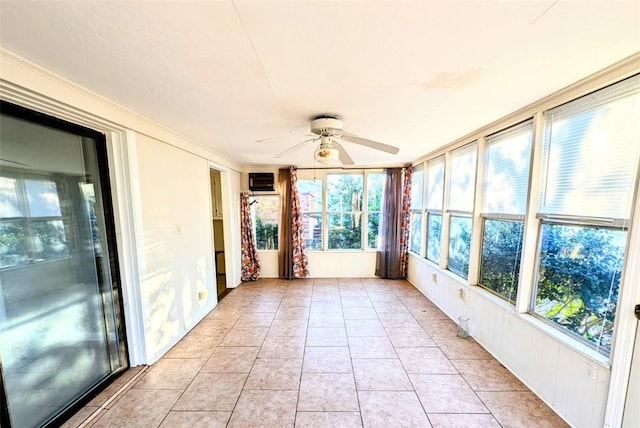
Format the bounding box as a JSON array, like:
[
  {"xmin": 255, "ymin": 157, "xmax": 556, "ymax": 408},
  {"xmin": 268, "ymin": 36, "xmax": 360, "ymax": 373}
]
[{"xmin": 635, "ymin": 304, "xmax": 640, "ymax": 320}]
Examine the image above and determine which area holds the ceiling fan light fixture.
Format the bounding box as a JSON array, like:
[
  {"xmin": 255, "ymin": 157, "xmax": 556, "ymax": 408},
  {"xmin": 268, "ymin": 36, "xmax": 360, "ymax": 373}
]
[{"xmin": 314, "ymin": 146, "xmax": 340, "ymax": 163}]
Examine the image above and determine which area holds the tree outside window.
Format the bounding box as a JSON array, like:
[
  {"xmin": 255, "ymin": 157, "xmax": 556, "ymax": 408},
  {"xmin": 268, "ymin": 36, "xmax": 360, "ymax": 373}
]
[
  {"xmin": 327, "ymin": 174, "xmax": 363, "ymax": 250},
  {"xmin": 252, "ymin": 195, "xmax": 279, "ymax": 250},
  {"xmin": 533, "ymin": 77, "xmax": 639, "ymax": 355},
  {"xmin": 298, "ymin": 179, "xmax": 323, "ymax": 250},
  {"xmin": 478, "ymin": 121, "xmax": 532, "ymax": 303},
  {"xmin": 366, "ymin": 172, "xmax": 385, "ymax": 249}
]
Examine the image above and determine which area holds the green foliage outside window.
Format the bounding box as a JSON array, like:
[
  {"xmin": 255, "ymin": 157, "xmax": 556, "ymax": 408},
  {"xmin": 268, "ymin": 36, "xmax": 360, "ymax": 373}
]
[
  {"xmin": 535, "ymin": 223, "xmax": 625, "ymax": 354},
  {"xmin": 252, "ymin": 195, "xmax": 279, "ymax": 250},
  {"xmin": 479, "ymin": 219, "xmax": 524, "ymax": 304},
  {"xmin": 327, "ymin": 174, "xmax": 363, "ymax": 250},
  {"xmin": 448, "ymin": 216, "xmax": 471, "ymax": 277},
  {"xmin": 367, "ymin": 173, "xmax": 385, "ymax": 249}
]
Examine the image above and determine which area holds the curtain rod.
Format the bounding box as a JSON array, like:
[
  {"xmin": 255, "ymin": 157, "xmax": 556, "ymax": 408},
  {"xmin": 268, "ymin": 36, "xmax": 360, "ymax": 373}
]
[{"xmin": 294, "ymin": 166, "xmax": 407, "ymax": 171}]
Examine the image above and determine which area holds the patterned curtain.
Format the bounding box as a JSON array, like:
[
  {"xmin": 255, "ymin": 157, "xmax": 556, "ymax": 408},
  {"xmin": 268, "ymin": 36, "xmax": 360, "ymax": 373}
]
[
  {"xmin": 278, "ymin": 166, "xmax": 309, "ymax": 278},
  {"xmin": 375, "ymin": 167, "xmax": 412, "ymax": 279},
  {"xmin": 399, "ymin": 167, "xmax": 412, "ymax": 277},
  {"xmin": 240, "ymin": 192, "xmax": 260, "ymax": 281}
]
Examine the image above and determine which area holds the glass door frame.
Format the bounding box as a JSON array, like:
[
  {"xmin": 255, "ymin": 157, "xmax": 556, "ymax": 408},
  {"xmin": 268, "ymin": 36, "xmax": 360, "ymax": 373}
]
[{"xmin": 0, "ymin": 101, "xmax": 129, "ymax": 428}]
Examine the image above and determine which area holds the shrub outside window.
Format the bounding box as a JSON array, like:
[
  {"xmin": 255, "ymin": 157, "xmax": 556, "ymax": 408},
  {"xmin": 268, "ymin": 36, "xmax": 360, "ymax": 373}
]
[
  {"xmin": 448, "ymin": 215, "xmax": 472, "ymax": 277},
  {"xmin": 479, "ymin": 219, "xmax": 524, "ymax": 304},
  {"xmin": 426, "ymin": 212, "xmax": 441, "ymax": 262},
  {"xmin": 479, "ymin": 121, "xmax": 533, "ymax": 303},
  {"xmin": 252, "ymin": 195, "xmax": 280, "ymax": 250},
  {"xmin": 327, "ymin": 173, "xmax": 363, "ymax": 250},
  {"xmin": 446, "ymin": 144, "xmax": 477, "ymax": 277},
  {"xmin": 425, "ymin": 157, "xmax": 444, "ymax": 263},
  {"xmin": 366, "ymin": 172, "xmax": 386, "ymax": 249}
]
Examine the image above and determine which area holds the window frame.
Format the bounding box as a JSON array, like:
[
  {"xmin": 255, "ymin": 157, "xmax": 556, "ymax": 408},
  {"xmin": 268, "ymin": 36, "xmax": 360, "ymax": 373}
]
[
  {"xmin": 250, "ymin": 194, "xmax": 280, "ymax": 251},
  {"xmin": 326, "ymin": 172, "xmax": 364, "ymax": 250},
  {"xmin": 409, "ymin": 164, "xmax": 424, "ymax": 255},
  {"xmin": 445, "ymin": 143, "xmax": 477, "ymax": 278},
  {"xmin": 0, "ymin": 170, "xmax": 70, "ymax": 270},
  {"xmin": 527, "ymin": 75, "xmax": 640, "ymax": 356},
  {"xmin": 477, "ymin": 120, "xmax": 534, "ymax": 304},
  {"xmin": 296, "ymin": 169, "xmax": 385, "ymax": 251},
  {"xmin": 425, "ymin": 156, "xmax": 445, "ymax": 264},
  {"xmin": 365, "ymin": 171, "xmax": 386, "ymax": 250},
  {"xmin": 297, "ymin": 177, "xmax": 324, "ymax": 251},
  {"xmin": 530, "ymin": 218, "xmax": 629, "ymax": 356}
]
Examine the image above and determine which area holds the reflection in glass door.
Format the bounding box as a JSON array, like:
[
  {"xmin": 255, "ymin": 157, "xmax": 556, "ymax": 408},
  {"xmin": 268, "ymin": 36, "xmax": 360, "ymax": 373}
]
[{"xmin": 0, "ymin": 102, "xmax": 127, "ymax": 427}]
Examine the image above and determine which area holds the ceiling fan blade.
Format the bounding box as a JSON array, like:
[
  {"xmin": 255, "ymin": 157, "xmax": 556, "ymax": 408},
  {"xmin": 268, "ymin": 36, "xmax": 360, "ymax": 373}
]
[
  {"xmin": 0, "ymin": 158, "xmax": 29, "ymax": 166},
  {"xmin": 274, "ymin": 137, "xmax": 319, "ymax": 158},
  {"xmin": 256, "ymin": 133, "xmax": 311, "ymax": 143},
  {"xmin": 332, "ymin": 142, "xmax": 354, "ymax": 165},
  {"xmin": 340, "ymin": 134, "xmax": 400, "ymax": 155}
]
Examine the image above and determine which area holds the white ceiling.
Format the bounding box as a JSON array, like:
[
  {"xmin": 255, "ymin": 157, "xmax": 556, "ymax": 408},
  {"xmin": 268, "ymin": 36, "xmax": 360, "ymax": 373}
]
[{"xmin": 1, "ymin": 1, "xmax": 638, "ymax": 168}]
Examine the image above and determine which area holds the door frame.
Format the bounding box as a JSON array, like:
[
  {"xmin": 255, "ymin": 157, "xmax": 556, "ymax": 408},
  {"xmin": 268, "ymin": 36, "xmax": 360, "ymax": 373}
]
[
  {"xmin": 0, "ymin": 100, "xmax": 130, "ymax": 427},
  {"xmin": 605, "ymin": 166, "xmax": 640, "ymax": 427},
  {"xmin": 209, "ymin": 161, "xmax": 239, "ymax": 289}
]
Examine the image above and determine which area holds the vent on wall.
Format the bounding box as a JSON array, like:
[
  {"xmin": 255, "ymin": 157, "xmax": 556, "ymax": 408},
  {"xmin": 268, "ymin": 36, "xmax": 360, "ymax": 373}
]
[{"xmin": 248, "ymin": 172, "xmax": 274, "ymax": 191}]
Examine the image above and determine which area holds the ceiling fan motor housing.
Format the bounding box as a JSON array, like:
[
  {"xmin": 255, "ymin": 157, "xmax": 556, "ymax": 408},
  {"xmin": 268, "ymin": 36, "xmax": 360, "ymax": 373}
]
[{"xmin": 311, "ymin": 117, "xmax": 343, "ymax": 136}]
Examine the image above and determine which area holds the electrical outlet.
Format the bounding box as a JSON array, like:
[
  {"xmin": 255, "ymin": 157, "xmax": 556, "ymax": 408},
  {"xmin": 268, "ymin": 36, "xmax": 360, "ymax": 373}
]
[
  {"xmin": 431, "ymin": 273, "xmax": 437, "ymax": 283},
  {"xmin": 457, "ymin": 288, "xmax": 463, "ymax": 299},
  {"xmin": 198, "ymin": 290, "xmax": 208, "ymax": 301}
]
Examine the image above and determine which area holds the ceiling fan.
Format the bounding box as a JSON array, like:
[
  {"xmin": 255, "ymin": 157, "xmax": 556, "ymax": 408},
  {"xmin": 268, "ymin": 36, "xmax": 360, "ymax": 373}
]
[{"xmin": 267, "ymin": 115, "xmax": 399, "ymax": 165}]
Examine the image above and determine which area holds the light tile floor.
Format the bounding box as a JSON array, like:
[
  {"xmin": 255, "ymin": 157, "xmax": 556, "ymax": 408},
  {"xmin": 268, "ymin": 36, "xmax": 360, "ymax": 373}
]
[{"xmin": 65, "ymin": 278, "xmax": 568, "ymax": 428}]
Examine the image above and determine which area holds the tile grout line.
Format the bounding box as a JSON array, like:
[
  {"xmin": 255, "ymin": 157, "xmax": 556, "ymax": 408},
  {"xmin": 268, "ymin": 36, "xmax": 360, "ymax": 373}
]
[
  {"xmin": 226, "ymin": 282, "xmax": 282, "ymax": 426},
  {"xmin": 77, "ymin": 365, "xmax": 149, "ymax": 428}
]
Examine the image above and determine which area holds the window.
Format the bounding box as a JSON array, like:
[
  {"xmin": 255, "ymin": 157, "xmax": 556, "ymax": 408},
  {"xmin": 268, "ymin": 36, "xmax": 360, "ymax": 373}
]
[
  {"xmin": 425, "ymin": 157, "xmax": 444, "ymax": 263},
  {"xmin": 298, "ymin": 179, "xmax": 323, "ymax": 250},
  {"xmin": 251, "ymin": 195, "xmax": 279, "ymax": 250},
  {"xmin": 533, "ymin": 75, "xmax": 640, "ymax": 355},
  {"xmin": 366, "ymin": 172, "xmax": 386, "ymax": 249},
  {"xmin": 327, "ymin": 173, "xmax": 363, "ymax": 249},
  {"xmin": 426, "ymin": 212, "xmax": 442, "ymax": 262},
  {"xmin": 479, "ymin": 121, "xmax": 533, "ymax": 303},
  {"xmin": 447, "ymin": 144, "xmax": 477, "ymax": 277},
  {"xmin": 297, "ymin": 171, "xmax": 384, "ymax": 251},
  {"xmin": 409, "ymin": 165, "xmax": 423, "ymax": 254},
  {"xmin": 0, "ymin": 174, "xmax": 69, "ymax": 268}
]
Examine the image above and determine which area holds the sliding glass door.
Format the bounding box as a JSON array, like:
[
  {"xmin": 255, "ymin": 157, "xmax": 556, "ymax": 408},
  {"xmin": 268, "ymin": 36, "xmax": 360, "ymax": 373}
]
[{"xmin": 0, "ymin": 102, "xmax": 127, "ymax": 427}]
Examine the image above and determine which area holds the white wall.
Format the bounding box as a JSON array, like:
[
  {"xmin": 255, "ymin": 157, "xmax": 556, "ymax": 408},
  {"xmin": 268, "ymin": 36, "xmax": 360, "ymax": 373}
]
[
  {"xmin": 259, "ymin": 251, "xmax": 378, "ymax": 279},
  {"xmin": 135, "ymin": 135, "xmax": 217, "ymax": 361},
  {"xmin": 407, "ymin": 256, "xmax": 611, "ymax": 428},
  {"xmin": 242, "ymin": 167, "xmax": 382, "ymax": 278},
  {"xmin": 0, "ymin": 49, "xmax": 243, "ymax": 365},
  {"xmin": 223, "ymin": 168, "xmax": 242, "ymax": 288}
]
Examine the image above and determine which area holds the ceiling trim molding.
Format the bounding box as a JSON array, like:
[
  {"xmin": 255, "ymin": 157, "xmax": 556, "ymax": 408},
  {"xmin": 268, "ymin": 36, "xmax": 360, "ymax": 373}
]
[{"xmin": 0, "ymin": 47, "xmax": 242, "ymax": 172}]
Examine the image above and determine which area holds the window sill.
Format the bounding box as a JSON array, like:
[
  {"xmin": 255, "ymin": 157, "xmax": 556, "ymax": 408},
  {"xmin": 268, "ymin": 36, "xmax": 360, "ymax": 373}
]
[
  {"xmin": 408, "ymin": 254, "xmax": 611, "ymax": 369},
  {"xmin": 305, "ymin": 249, "xmax": 379, "ymax": 253},
  {"xmin": 467, "ymin": 284, "xmax": 611, "ymax": 369}
]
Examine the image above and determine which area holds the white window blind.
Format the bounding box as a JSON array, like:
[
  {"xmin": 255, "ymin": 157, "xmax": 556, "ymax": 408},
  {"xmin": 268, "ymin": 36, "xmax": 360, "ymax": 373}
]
[
  {"xmin": 483, "ymin": 121, "xmax": 533, "ymax": 215},
  {"xmin": 448, "ymin": 143, "xmax": 477, "ymax": 212},
  {"xmin": 426, "ymin": 156, "xmax": 444, "ymax": 210},
  {"xmin": 411, "ymin": 165, "xmax": 424, "ymax": 210},
  {"xmin": 539, "ymin": 74, "xmax": 640, "ymax": 220}
]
